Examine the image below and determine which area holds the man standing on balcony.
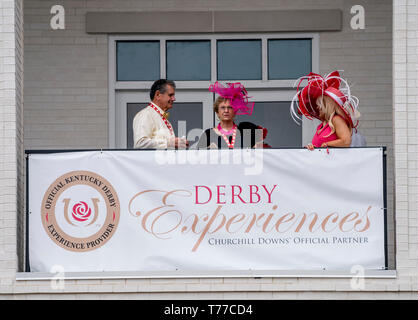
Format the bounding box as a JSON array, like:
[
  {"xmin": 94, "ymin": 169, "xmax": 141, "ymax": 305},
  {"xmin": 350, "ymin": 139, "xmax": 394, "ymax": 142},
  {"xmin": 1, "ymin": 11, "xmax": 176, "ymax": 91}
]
[{"xmin": 133, "ymin": 79, "xmax": 188, "ymax": 149}]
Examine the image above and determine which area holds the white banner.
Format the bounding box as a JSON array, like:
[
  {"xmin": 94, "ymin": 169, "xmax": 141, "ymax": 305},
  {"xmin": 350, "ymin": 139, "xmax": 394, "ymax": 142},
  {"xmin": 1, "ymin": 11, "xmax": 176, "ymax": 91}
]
[{"xmin": 28, "ymin": 148, "xmax": 386, "ymax": 273}]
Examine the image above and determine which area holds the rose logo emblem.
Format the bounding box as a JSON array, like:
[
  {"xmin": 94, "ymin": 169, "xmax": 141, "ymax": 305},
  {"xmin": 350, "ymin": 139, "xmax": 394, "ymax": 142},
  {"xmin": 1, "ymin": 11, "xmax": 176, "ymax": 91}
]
[
  {"xmin": 62, "ymin": 198, "xmax": 100, "ymax": 226},
  {"xmin": 41, "ymin": 171, "xmax": 120, "ymax": 252},
  {"xmin": 72, "ymin": 201, "xmax": 92, "ymax": 222}
]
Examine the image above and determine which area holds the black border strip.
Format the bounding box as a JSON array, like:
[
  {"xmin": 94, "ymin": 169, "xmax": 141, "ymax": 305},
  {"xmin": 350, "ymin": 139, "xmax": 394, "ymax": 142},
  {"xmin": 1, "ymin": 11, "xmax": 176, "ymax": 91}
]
[
  {"xmin": 25, "ymin": 146, "xmax": 379, "ymax": 154},
  {"xmin": 382, "ymin": 146, "xmax": 388, "ymax": 270},
  {"xmin": 25, "ymin": 153, "xmax": 30, "ymax": 272}
]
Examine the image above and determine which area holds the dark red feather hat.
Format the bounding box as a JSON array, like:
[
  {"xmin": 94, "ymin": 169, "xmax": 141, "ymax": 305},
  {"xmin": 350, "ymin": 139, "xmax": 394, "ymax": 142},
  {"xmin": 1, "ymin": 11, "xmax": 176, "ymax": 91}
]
[{"xmin": 290, "ymin": 71, "xmax": 359, "ymax": 128}]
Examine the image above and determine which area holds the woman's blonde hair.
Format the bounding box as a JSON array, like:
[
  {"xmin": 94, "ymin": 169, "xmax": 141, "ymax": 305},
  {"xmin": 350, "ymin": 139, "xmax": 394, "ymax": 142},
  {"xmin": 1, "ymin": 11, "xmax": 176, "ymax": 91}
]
[{"xmin": 316, "ymin": 95, "xmax": 355, "ymax": 137}]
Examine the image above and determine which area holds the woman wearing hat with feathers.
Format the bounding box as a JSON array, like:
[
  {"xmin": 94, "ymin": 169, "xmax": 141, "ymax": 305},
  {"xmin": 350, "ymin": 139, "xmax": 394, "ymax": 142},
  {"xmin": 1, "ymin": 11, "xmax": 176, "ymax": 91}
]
[
  {"xmin": 290, "ymin": 71, "xmax": 361, "ymax": 150},
  {"xmin": 197, "ymin": 82, "xmax": 271, "ymax": 149}
]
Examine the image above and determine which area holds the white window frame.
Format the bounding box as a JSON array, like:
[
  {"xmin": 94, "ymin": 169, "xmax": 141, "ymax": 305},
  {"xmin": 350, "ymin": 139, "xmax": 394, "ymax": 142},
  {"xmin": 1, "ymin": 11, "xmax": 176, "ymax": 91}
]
[{"xmin": 108, "ymin": 33, "xmax": 320, "ymax": 148}]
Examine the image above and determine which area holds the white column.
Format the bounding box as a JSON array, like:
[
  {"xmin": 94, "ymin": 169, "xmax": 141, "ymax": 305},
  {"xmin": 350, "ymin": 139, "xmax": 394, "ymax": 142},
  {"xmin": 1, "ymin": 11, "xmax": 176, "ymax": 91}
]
[
  {"xmin": 0, "ymin": 0, "xmax": 24, "ymax": 294},
  {"xmin": 393, "ymin": 0, "xmax": 418, "ymax": 275}
]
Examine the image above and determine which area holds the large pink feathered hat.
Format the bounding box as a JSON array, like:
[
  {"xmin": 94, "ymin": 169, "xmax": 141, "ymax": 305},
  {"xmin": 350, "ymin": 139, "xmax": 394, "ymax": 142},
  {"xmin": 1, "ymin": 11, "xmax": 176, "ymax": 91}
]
[
  {"xmin": 290, "ymin": 70, "xmax": 360, "ymax": 128},
  {"xmin": 209, "ymin": 82, "xmax": 254, "ymax": 116}
]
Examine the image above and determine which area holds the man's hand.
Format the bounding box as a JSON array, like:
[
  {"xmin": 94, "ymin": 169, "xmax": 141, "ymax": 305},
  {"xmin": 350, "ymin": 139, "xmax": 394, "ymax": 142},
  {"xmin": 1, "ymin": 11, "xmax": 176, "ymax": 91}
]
[
  {"xmin": 168, "ymin": 137, "xmax": 189, "ymax": 149},
  {"xmin": 176, "ymin": 137, "xmax": 189, "ymax": 149}
]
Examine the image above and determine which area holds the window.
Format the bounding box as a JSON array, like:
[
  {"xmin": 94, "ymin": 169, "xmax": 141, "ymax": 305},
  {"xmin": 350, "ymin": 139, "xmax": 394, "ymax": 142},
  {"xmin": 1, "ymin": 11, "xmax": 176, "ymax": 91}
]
[
  {"xmin": 268, "ymin": 39, "xmax": 312, "ymax": 79},
  {"xmin": 166, "ymin": 40, "xmax": 211, "ymax": 81},
  {"xmin": 235, "ymin": 101, "xmax": 302, "ymax": 148},
  {"xmin": 116, "ymin": 41, "xmax": 160, "ymax": 81},
  {"xmin": 217, "ymin": 40, "xmax": 262, "ymax": 80},
  {"xmin": 114, "ymin": 35, "xmax": 316, "ymax": 83},
  {"xmin": 110, "ymin": 34, "xmax": 319, "ymax": 149}
]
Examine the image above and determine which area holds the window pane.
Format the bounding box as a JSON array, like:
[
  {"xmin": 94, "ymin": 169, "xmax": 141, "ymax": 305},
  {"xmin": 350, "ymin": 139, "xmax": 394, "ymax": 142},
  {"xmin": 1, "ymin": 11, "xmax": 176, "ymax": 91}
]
[
  {"xmin": 235, "ymin": 101, "xmax": 302, "ymax": 148},
  {"xmin": 117, "ymin": 41, "xmax": 160, "ymax": 81},
  {"xmin": 166, "ymin": 41, "xmax": 211, "ymax": 81},
  {"xmin": 217, "ymin": 40, "xmax": 262, "ymax": 80},
  {"xmin": 268, "ymin": 39, "xmax": 312, "ymax": 80}
]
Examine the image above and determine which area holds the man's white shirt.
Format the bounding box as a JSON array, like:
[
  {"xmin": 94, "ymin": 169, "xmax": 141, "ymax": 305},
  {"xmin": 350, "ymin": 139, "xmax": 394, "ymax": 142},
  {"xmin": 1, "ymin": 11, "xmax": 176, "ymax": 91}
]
[{"xmin": 132, "ymin": 102, "xmax": 175, "ymax": 149}]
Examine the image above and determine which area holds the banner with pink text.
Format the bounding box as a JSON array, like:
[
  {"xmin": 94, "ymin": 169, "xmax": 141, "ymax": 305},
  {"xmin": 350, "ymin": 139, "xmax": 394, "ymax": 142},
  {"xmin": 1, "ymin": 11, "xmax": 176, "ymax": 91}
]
[{"xmin": 28, "ymin": 148, "xmax": 386, "ymax": 273}]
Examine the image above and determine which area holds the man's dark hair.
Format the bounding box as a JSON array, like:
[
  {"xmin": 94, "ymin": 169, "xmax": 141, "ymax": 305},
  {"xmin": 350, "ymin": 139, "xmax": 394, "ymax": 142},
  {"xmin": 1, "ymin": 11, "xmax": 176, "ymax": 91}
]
[{"xmin": 150, "ymin": 79, "xmax": 176, "ymax": 101}]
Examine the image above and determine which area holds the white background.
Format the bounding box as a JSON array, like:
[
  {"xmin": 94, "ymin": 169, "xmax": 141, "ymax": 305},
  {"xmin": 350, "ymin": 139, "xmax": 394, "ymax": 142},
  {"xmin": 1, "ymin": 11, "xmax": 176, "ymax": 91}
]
[{"xmin": 29, "ymin": 148, "xmax": 386, "ymax": 272}]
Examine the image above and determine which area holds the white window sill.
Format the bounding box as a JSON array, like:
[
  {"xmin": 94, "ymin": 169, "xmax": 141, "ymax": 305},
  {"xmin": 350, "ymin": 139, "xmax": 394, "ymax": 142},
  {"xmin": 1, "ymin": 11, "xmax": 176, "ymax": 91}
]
[{"xmin": 16, "ymin": 270, "xmax": 397, "ymax": 281}]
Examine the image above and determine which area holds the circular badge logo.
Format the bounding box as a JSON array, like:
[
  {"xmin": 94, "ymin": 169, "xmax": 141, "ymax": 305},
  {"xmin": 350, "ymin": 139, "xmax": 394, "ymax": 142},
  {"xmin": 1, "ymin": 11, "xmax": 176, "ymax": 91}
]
[{"xmin": 41, "ymin": 171, "xmax": 120, "ymax": 252}]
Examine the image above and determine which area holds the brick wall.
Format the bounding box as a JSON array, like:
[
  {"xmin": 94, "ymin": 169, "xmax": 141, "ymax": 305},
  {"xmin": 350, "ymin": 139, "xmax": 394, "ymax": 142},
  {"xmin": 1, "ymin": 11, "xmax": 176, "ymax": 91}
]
[
  {"xmin": 2, "ymin": 0, "xmax": 417, "ymax": 298},
  {"xmin": 23, "ymin": 0, "xmax": 108, "ymax": 149}
]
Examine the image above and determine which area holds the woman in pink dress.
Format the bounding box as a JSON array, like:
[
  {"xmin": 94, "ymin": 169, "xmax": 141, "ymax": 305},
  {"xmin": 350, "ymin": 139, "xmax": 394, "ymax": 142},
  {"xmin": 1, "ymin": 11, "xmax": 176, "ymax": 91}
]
[{"xmin": 290, "ymin": 70, "xmax": 361, "ymax": 150}]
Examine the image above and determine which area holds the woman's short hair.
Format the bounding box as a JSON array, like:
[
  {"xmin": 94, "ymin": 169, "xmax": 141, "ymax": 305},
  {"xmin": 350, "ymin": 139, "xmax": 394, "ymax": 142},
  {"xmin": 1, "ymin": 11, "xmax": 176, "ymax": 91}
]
[{"xmin": 213, "ymin": 96, "xmax": 230, "ymax": 113}]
